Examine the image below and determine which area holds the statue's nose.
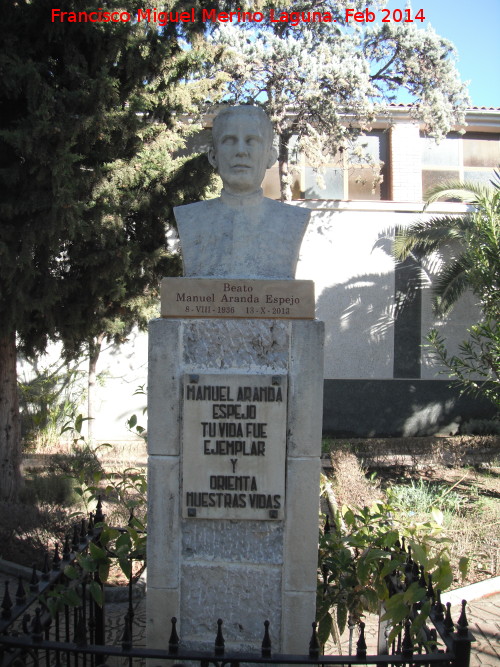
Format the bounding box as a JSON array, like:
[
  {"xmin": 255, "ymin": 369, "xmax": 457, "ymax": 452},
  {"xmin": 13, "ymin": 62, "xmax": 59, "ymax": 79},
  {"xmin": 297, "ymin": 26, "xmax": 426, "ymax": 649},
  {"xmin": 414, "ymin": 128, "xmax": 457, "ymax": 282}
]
[{"xmin": 235, "ymin": 139, "xmax": 249, "ymax": 155}]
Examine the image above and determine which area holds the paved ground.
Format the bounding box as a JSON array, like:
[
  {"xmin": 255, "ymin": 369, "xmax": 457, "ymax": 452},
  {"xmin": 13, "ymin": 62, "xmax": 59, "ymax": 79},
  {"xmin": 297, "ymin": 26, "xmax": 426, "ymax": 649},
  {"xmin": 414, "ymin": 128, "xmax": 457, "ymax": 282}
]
[
  {"xmin": 460, "ymin": 594, "xmax": 500, "ymax": 667},
  {"xmin": 330, "ymin": 594, "xmax": 500, "ymax": 666}
]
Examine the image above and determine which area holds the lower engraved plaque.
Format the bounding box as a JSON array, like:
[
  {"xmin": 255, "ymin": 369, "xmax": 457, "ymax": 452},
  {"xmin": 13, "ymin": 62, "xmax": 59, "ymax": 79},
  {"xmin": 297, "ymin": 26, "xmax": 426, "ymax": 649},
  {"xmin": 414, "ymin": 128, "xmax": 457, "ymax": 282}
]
[{"xmin": 181, "ymin": 373, "xmax": 287, "ymax": 520}]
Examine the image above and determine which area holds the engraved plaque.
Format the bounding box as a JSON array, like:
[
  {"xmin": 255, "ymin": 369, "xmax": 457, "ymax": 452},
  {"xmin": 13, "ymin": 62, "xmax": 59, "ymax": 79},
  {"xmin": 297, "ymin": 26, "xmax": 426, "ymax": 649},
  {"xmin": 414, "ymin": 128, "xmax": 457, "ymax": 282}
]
[
  {"xmin": 182, "ymin": 373, "xmax": 287, "ymax": 520},
  {"xmin": 161, "ymin": 278, "xmax": 314, "ymax": 319}
]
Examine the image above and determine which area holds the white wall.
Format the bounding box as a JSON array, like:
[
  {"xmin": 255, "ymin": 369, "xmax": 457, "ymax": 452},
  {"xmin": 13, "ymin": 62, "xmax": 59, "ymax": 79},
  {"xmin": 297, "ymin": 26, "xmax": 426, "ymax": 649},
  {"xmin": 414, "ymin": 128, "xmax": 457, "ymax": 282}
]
[{"xmin": 18, "ymin": 201, "xmax": 482, "ymax": 442}]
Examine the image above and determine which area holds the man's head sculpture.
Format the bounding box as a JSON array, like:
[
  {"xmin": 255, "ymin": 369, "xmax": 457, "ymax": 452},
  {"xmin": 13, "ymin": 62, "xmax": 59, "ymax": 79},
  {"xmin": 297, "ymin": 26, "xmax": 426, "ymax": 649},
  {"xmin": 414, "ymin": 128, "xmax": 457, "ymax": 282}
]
[
  {"xmin": 207, "ymin": 106, "xmax": 278, "ymax": 196},
  {"xmin": 173, "ymin": 104, "xmax": 309, "ymax": 279}
]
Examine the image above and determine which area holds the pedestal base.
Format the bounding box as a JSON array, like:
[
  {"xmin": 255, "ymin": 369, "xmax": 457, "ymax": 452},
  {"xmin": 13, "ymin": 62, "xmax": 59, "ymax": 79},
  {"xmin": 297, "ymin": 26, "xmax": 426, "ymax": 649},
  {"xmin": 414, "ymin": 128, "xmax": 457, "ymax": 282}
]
[{"xmin": 147, "ymin": 318, "xmax": 324, "ymax": 652}]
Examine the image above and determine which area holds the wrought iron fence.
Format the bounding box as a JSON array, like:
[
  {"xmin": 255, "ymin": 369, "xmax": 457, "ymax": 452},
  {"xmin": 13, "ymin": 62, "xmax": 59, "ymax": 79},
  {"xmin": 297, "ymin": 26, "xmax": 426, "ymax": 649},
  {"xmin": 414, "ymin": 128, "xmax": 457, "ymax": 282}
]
[{"xmin": 0, "ymin": 502, "xmax": 475, "ymax": 667}]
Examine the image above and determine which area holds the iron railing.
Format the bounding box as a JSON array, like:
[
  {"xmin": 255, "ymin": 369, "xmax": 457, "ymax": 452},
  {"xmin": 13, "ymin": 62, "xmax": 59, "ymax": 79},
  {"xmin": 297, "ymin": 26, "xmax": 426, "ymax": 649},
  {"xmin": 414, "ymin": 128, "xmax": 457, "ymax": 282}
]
[{"xmin": 0, "ymin": 503, "xmax": 475, "ymax": 667}]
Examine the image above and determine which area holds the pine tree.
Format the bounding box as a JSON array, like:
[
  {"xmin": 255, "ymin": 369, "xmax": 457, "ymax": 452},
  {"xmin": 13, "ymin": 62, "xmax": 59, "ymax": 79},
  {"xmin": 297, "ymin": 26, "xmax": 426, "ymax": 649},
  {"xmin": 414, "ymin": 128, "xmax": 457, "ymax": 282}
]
[
  {"xmin": 206, "ymin": 0, "xmax": 469, "ymax": 200},
  {"xmin": 0, "ymin": 0, "xmax": 223, "ymax": 498}
]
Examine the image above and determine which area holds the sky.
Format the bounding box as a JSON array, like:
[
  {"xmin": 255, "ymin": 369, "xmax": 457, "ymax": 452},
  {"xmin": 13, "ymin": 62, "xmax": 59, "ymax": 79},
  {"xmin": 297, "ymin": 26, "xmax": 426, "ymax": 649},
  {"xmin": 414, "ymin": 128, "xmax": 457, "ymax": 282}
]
[{"xmin": 385, "ymin": 0, "xmax": 500, "ymax": 107}]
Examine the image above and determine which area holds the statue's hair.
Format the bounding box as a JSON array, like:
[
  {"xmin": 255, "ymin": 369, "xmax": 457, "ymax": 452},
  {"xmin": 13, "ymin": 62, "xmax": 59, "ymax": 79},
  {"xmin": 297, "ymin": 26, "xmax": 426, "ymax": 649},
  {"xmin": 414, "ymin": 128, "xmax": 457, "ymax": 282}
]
[{"xmin": 212, "ymin": 106, "xmax": 274, "ymax": 147}]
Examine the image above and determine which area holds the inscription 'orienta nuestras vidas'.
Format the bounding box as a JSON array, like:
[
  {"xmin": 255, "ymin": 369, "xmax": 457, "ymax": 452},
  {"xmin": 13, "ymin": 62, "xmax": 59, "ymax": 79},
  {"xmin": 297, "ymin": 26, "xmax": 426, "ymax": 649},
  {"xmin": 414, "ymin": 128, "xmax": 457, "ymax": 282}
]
[{"xmin": 182, "ymin": 373, "xmax": 287, "ymax": 520}]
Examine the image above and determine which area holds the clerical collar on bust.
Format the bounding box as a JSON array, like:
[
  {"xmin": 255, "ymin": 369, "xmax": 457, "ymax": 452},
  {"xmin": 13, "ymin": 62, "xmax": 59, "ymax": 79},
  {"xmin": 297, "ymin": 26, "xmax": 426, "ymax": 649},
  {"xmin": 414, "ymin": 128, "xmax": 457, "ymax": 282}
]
[{"xmin": 220, "ymin": 188, "xmax": 263, "ymax": 208}]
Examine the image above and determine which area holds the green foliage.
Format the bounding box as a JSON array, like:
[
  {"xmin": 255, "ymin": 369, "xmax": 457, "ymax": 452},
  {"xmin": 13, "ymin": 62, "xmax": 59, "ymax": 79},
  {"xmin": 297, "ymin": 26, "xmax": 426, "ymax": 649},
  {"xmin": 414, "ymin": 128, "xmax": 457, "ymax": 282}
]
[
  {"xmin": 126, "ymin": 384, "xmax": 148, "ymax": 440},
  {"xmin": 394, "ymin": 174, "xmax": 500, "ymax": 410},
  {"xmin": 18, "ymin": 358, "xmax": 86, "ymax": 449},
  {"xmin": 317, "ymin": 496, "xmax": 462, "ymax": 650},
  {"xmin": 207, "ymin": 0, "xmax": 469, "ymax": 199},
  {"xmin": 42, "ymin": 403, "xmax": 148, "ymax": 612},
  {"xmin": 19, "ymin": 473, "xmax": 77, "ymax": 507},
  {"xmin": 426, "ymin": 323, "xmax": 500, "ymax": 410},
  {"xmin": 0, "ymin": 0, "xmax": 226, "ymax": 490},
  {"xmin": 387, "ymin": 479, "xmax": 466, "ymax": 517},
  {"xmin": 394, "ymin": 176, "xmax": 500, "ymax": 317},
  {"xmin": 459, "ymin": 417, "xmax": 500, "ymax": 435}
]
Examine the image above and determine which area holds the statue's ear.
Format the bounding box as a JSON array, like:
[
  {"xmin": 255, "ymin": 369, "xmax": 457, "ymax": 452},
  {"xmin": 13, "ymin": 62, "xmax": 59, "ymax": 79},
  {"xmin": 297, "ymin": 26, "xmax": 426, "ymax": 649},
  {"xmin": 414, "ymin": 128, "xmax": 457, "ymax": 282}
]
[
  {"xmin": 207, "ymin": 146, "xmax": 218, "ymax": 169},
  {"xmin": 267, "ymin": 146, "xmax": 278, "ymax": 169}
]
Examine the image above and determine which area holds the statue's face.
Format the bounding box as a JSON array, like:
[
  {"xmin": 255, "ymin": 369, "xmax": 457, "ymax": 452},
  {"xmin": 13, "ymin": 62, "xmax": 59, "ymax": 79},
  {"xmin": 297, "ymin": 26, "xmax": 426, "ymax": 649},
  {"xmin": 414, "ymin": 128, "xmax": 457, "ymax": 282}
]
[{"xmin": 209, "ymin": 112, "xmax": 276, "ymax": 195}]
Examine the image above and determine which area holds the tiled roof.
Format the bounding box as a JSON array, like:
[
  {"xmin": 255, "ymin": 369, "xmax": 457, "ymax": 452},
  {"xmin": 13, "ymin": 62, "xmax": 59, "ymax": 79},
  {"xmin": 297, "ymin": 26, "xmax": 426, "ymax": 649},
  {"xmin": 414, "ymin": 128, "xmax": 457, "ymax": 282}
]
[{"xmin": 388, "ymin": 103, "xmax": 500, "ymax": 111}]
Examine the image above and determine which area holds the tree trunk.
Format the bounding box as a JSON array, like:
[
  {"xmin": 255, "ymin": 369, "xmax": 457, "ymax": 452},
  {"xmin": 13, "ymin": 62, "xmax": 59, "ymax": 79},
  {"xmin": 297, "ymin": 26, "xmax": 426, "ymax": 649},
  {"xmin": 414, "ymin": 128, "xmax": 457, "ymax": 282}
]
[
  {"xmin": 0, "ymin": 332, "xmax": 22, "ymax": 501},
  {"xmin": 278, "ymin": 132, "xmax": 292, "ymax": 202},
  {"xmin": 87, "ymin": 334, "xmax": 104, "ymax": 442}
]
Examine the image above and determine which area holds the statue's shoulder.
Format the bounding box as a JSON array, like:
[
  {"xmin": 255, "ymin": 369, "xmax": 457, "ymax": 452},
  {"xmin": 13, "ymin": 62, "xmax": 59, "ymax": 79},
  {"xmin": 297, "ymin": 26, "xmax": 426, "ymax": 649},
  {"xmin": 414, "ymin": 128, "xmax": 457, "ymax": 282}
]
[
  {"xmin": 262, "ymin": 197, "xmax": 310, "ymax": 223},
  {"xmin": 173, "ymin": 198, "xmax": 222, "ymax": 225}
]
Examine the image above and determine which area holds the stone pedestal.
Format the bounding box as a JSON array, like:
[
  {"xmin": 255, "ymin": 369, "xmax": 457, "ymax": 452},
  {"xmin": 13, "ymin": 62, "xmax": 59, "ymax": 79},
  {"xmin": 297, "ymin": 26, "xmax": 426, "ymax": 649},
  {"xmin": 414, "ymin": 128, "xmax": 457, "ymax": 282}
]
[{"xmin": 147, "ymin": 318, "xmax": 324, "ymax": 653}]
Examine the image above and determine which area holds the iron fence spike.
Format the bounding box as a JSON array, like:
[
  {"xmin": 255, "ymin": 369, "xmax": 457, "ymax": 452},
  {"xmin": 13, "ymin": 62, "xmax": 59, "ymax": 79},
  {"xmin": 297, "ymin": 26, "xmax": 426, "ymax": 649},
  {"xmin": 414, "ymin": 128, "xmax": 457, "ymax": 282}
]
[
  {"xmin": 434, "ymin": 589, "xmax": 444, "ymax": 620},
  {"xmin": 29, "ymin": 564, "xmax": 39, "ymax": 592},
  {"xmin": 169, "ymin": 616, "xmax": 180, "ymax": 653},
  {"xmin": 80, "ymin": 518, "xmax": 87, "ymax": 543},
  {"xmin": 94, "ymin": 496, "xmax": 105, "ymax": 524},
  {"xmin": 426, "ymin": 572, "xmax": 434, "ymax": 601},
  {"xmin": 72, "ymin": 524, "xmax": 80, "ymax": 551},
  {"xmin": 402, "ymin": 619, "xmax": 413, "ymax": 658},
  {"xmin": 309, "ymin": 621, "xmax": 320, "ymax": 658},
  {"xmin": 74, "ymin": 609, "xmax": 87, "ymax": 647},
  {"xmin": 444, "ymin": 602, "xmax": 455, "ymax": 633},
  {"xmin": 62, "ymin": 535, "xmax": 71, "ymax": 560},
  {"xmin": 121, "ymin": 611, "xmax": 133, "ymax": 651},
  {"xmin": 356, "ymin": 621, "xmax": 367, "ymax": 659},
  {"xmin": 215, "ymin": 618, "xmax": 225, "ymax": 655},
  {"xmin": 15, "ymin": 576, "xmax": 26, "ymax": 605},
  {"xmin": 31, "ymin": 607, "xmax": 43, "ymax": 642},
  {"xmin": 52, "ymin": 543, "xmax": 61, "ymax": 570},
  {"xmin": 429, "ymin": 628, "xmax": 438, "ymax": 652},
  {"xmin": 41, "ymin": 552, "xmax": 50, "ymax": 580},
  {"xmin": 1, "ymin": 581, "xmax": 13, "ymax": 619},
  {"xmin": 22, "ymin": 612, "xmax": 31, "ymax": 634},
  {"xmin": 261, "ymin": 620, "xmax": 272, "ymax": 657},
  {"xmin": 457, "ymin": 599, "xmax": 469, "ymax": 636}
]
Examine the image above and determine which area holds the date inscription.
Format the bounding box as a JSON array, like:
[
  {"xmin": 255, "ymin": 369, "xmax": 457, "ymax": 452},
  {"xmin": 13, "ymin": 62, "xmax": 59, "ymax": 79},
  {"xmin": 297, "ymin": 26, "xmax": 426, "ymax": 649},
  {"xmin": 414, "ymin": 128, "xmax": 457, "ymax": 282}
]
[{"xmin": 161, "ymin": 278, "xmax": 315, "ymax": 319}]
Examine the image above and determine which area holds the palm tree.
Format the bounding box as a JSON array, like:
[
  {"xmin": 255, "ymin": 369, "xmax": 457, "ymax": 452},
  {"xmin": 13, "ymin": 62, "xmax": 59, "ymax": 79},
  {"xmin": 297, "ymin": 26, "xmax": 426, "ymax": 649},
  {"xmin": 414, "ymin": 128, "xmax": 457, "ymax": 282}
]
[
  {"xmin": 393, "ymin": 173, "xmax": 500, "ymax": 410},
  {"xmin": 393, "ymin": 172, "xmax": 500, "ymax": 318}
]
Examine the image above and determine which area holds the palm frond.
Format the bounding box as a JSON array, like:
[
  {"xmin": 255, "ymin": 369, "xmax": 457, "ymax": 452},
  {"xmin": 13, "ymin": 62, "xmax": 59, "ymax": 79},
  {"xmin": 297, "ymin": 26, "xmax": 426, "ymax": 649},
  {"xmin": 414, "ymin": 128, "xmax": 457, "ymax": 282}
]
[
  {"xmin": 424, "ymin": 180, "xmax": 495, "ymax": 207},
  {"xmin": 393, "ymin": 215, "xmax": 473, "ymax": 261},
  {"xmin": 432, "ymin": 258, "xmax": 470, "ymax": 316}
]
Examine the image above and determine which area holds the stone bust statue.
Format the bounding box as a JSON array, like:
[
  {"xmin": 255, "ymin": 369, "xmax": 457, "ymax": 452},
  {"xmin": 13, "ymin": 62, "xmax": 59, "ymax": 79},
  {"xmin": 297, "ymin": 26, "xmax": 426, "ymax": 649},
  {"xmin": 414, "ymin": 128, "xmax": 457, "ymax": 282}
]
[{"xmin": 174, "ymin": 105, "xmax": 310, "ymax": 279}]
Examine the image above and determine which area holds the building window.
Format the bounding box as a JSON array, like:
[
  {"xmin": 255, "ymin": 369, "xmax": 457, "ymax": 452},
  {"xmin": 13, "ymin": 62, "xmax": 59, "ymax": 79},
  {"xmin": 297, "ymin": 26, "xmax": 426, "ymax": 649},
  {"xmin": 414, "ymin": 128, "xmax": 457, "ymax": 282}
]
[
  {"xmin": 262, "ymin": 130, "xmax": 390, "ymax": 201},
  {"xmin": 303, "ymin": 130, "xmax": 389, "ymax": 201},
  {"xmin": 421, "ymin": 132, "xmax": 499, "ymax": 196}
]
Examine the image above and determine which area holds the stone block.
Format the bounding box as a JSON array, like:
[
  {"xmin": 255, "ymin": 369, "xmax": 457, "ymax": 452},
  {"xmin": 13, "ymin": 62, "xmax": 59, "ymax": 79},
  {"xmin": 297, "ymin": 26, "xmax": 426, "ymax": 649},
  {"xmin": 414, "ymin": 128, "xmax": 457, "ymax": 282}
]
[
  {"xmin": 180, "ymin": 562, "xmax": 282, "ymax": 648},
  {"xmin": 146, "ymin": 586, "xmax": 180, "ymax": 651},
  {"xmin": 182, "ymin": 319, "xmax": 289, "ymax": 372},
  {"xmin": 182, "ymin": 519, "xmax": 284, "ymax": 563},
  {"xmin": 147, "ymin": 456, "xmax": 180, "ymax": 588},
  {"xmin": 281, "ymin": 590, "xmax": 317, "ymax": 654},
  {"xmin": 283, "ymin": 457, "xmax": 321, "ymax": 593},
  {"xmin": 288, "ymin": 320, "xmax": 324, "ymax": 458},
  {"xmin": 148, "ymin": 319, "xmax": 182, "ymax": 456}
]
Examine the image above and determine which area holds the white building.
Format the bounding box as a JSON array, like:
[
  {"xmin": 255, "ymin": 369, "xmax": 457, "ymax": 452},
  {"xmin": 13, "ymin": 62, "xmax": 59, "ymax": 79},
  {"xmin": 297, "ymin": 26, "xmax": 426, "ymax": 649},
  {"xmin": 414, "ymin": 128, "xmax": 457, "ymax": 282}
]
[{"xmin": 22, "ymin": 107, "xmax": 500, "ymax": 442}]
